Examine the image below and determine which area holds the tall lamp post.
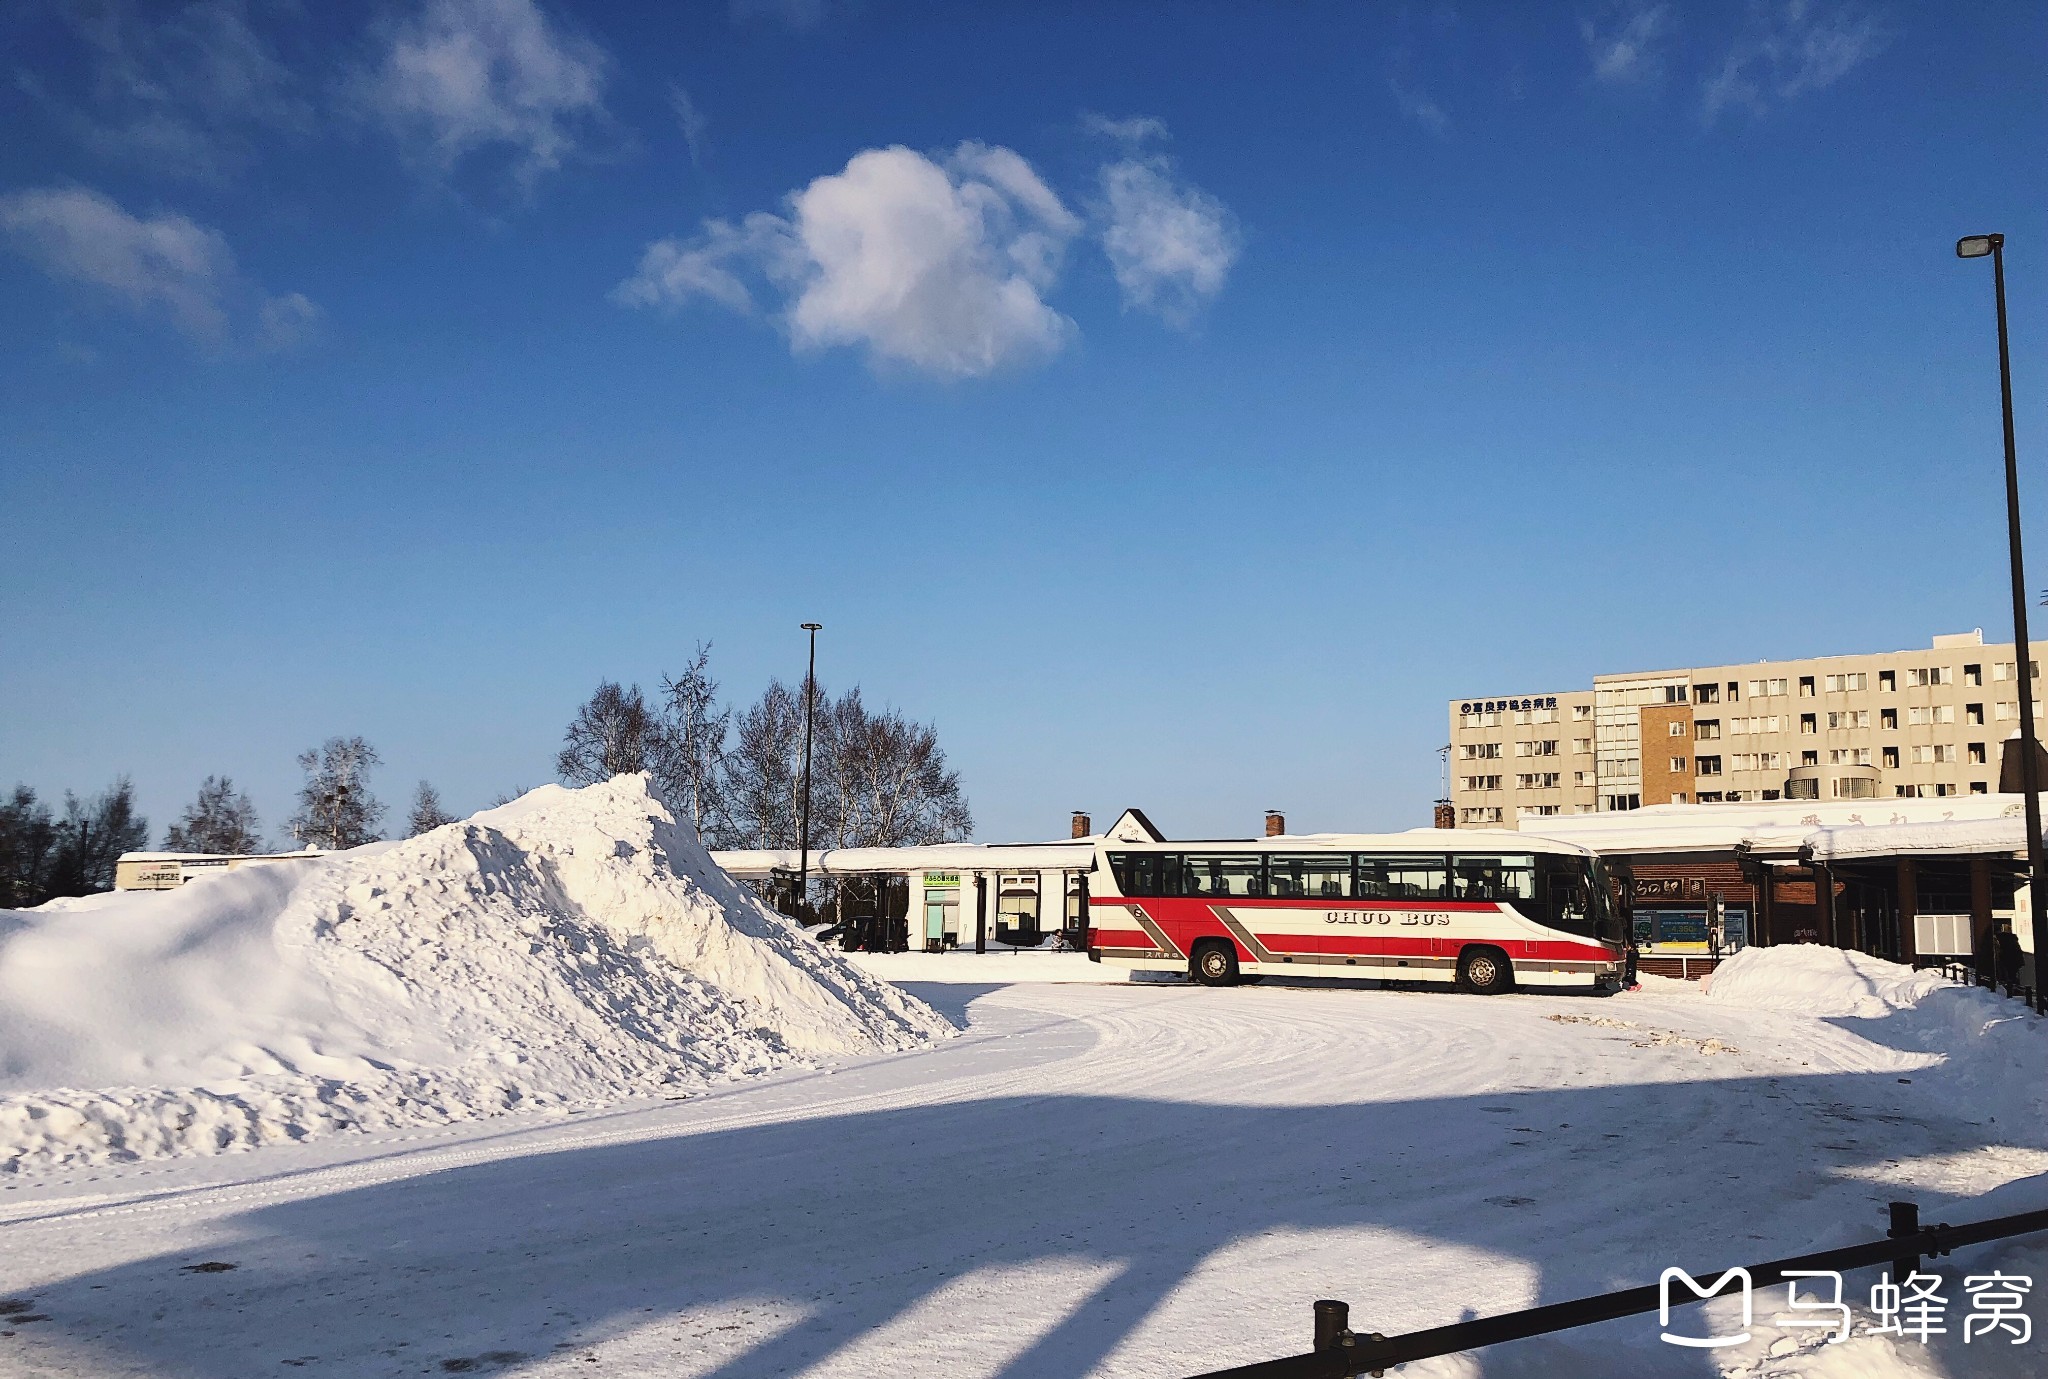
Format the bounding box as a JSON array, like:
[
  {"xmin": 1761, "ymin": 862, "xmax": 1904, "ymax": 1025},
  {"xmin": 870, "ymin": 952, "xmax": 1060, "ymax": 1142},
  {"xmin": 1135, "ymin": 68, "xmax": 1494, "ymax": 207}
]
[
  {"xmin": 797, "ymin": 622, "xmax": 823, "ymax": 921},
  {"xmin": 1958, "ymin": 232, "xmax": 2047, "ymax": 1009}
]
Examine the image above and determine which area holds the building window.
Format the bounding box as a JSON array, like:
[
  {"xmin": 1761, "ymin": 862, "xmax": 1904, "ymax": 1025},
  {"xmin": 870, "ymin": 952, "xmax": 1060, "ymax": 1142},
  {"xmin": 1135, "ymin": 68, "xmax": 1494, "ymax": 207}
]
[
  {"xmin": 1671, "ymin": 792, "xmax": 1688, "ymax": 804},
  {"xmin": 1574, "ymin": 771, "xmax": 1595, "ymax": 786},
  {"xmin": 1882, "ymin": 708, "xmax": 1898, "ymax": 729},
  {"xmin": 1933, "ymin": 705, "xmax": 1955, "ymax": 724},
  {"xmin": 1883, "ymin": 746, "xmax": 1900, "ymax": 768},
  {"xmin": 1907, "ymin": 667, "xmax": 1953, "ymax": 687},
  {"xmin": 1908, "ymin": 706, "xmax": 1930, "ymax": 726},
  {"xmin": 1970, "ymin": 742, "xmax": 1987, "ymax": 764},
  {"xmin": 1463, "ymin": 709, "xmax": 1503, "ymax": 727},
  {"xmin": 1695, "ymin": 719, "xmax": 1721, "ymax": 740},
  {"xmin": 1460, "ymin": 742, "xmax": 1502, "ymax": 760},
  {"xmin": 1694, "ymin": 684, "xmax": 1720, "ymax": 704},
  {"xmin": 1972, "ymin": 781, "xmax": 1989, "ymax": 794},
  {"xmin": 1604, "ymin": 793, "xmax": 1641, "ymax": 812},
  {"xmin": 1573, "ymin": 737, "xmax": 1592, "ymax": 753},
  {"xmin": 1519, "ymin": 804, "xmax": 1561, "ymax": 818},
  {"xmin": 1801, "ymin": 750, "xmax": 1818, "ymax": 766},
  {"xmin": 1828, "ymin": 748, "xmax": 1872, "ymax": 765},
  {"xmin": 1965, "ymin": 664, "xmax": 1983, "ymax": 686},
  {"xmin": 1799, "ymin": 713, "xmax": 1817, "ymax": 734},
  {"xmin": 1827, "ymin": 710, "xmax": 1868, "ymax": 730},
  {"xmin": 1824, "ymin": 672, "xmax": 1868, "ymax": 692},
  {"xmin": 1968, "ymin": 703, "xmax": 1985, "ymax": 724},
  {"xmin": 1697, "ymin": 791, "xmax": 1724, "ymax": 803},
  {"xmin": 1695, "ymin": 755, "xmax": 1722, "ymax": 776},
  {"xmin": 1798, "ymin": 676, "xmax": 1815, "ymax": 696},
  {"xmin": 1669, "ymin": 756, "xmax": 1687, "ymax": 772},
  {"xmin": 1669, "ymin": 721, "xmax": 1688, "ymax": 737},
  {"xmin": 1664, "ymin": 685, "xmax": 1688, "ymax": 703},
  {"xmin": 1879, "ymin": 669, "xmax": 1896, "ymax": 691},
  {"xmin": 1573, "ymin": 704, "xmax": 1594, "ymax": 721},
  {"xmin": 1516, "ymin": 772, "xmax": 1561, "ymax": 790},
  {"xmin": 1463, "ymin": 775, "xmax": 1503, "ymax": 792},
  {"xmin": 1997, "ymin": 701, "xmax": 2016, "ymax": 720},
  {"xmin": 1762, "ymin": 789, "xmax": 1781, "ymax": 800},
  {"xmin": 1896, "ymin": 784, "xmax": 1926, "ymax": 798},
  {"xmin": 1937, "ymin": 783, "xmax": 1956, "ymax": 797},
  {"xmin": 1461, "ymin": 806, "xmax": 1505, "ymax": 825},
  {"xmin": 1727, "ymin": 681, "xmax": 1741, "ymax": 701},
  {"xmin": 1515, "ymin": 739, "xmax": 1559, "ymax": 757}
]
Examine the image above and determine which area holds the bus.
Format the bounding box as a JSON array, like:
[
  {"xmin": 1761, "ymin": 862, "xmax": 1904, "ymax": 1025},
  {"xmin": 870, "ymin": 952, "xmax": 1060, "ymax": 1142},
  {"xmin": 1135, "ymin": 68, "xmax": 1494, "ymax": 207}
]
[{"xmin": 1084, "ymin": 833, "xmax": 1627, "ymax": 993}]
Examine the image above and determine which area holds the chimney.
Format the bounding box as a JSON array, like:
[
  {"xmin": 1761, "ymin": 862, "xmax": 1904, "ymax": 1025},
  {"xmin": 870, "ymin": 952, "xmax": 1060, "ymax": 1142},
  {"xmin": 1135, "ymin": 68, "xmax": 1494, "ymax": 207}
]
[
  {"xmin": 1071, "ymin": 811, "xmax": 1091, "ymax": 839},
  {"xmin": 1265, "ymin": 810, "xmax": 1285, "ymax": 838},
  {"xmin": 1433, "ymin": 800, "xmax": 1455, "ymax": 829}
]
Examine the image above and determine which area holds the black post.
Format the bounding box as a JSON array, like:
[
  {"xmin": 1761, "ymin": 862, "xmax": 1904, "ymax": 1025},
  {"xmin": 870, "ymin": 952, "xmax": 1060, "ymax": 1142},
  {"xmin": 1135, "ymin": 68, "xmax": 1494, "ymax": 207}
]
[
  {"xmin": 797, "ymin": 622, "xmax": 822, "ymax": 922},
  {"xmin": 1982, "ymin": 238, "xmax": 2048, "ymax": 1012},
  {"xmin": 975, "ymin": 873, "xmax": 987, "ymax": 954},
  {"xmin": 1889, "ymin": 1200, "xmax": 1920, "ymax": 1282},
  {"xmin": 1311, "ymin": 1300, "xmax": 1350, "ymax": 1353}
]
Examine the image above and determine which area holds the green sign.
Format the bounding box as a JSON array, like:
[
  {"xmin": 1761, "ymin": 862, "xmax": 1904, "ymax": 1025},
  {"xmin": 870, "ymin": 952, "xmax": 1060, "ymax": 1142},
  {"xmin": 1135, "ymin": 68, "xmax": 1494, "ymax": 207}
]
[{"xmin": 924, "ymin": 871, "xmax": 961, "ymax": 887}]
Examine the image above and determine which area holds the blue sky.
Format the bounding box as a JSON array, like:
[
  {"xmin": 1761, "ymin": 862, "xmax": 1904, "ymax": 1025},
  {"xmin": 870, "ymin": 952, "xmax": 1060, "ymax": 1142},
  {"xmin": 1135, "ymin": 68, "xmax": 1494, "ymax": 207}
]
[{"xmin": 2, "ymin": 0, "xmax": 2044, "ymax": 846}]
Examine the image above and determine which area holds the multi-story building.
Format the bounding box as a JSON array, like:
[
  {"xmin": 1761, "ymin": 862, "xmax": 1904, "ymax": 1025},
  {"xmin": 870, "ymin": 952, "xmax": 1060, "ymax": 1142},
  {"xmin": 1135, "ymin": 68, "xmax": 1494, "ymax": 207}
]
[
  {"xmin": 1448, "ymin": 631, "xmax": 2046, "ymax": 827},
  {"xmin": 1447, "ymin": 689, "xmax": 1599, "ymax": 826}
]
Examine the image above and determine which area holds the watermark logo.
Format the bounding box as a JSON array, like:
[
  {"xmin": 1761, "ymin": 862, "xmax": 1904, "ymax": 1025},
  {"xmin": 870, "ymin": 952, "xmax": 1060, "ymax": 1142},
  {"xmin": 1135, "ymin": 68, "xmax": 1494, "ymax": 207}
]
[
  {"xmin": 1657, "ymin": 1269, "xmax": 2034, "ymax": 1348},
  {"xmin": 1659, "ymin": 1267, "xmax": 1752, "ymax": 1348}
]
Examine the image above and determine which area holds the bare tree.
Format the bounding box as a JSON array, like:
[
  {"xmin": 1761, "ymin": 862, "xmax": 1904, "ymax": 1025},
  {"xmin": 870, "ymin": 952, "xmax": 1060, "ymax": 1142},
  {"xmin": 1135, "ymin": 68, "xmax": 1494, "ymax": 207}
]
[
  {"xmin": 408, "ymin": 781, "xmax": 455, "ymax": 836},
  {"xmin": 721, "ymin": 678, "xmax": 810, "ymax": 848},
  {"xmin": 654, "ymin": 643, "xmax": 730, "ymax": 837},
  {"xmin": 288, "ymin": 737, "xmax": 385, "ymax": 849},
  {"xmin": 42, "ymin": 779, "xmax": 150, "ymax": 897},
  {"xmin": 1, "ymin": 785, "xmax": 59, "ymax": 907},
  {"xmin": 164, "ymin": 775, "xmax": 262, "ymax": 854},
  {"xmin": 557, "ymin": 681, "xmax": 659, "ymax": 785},
  {"xmin": 827, "ymin": 690, "xmax": 972, "ymax": 847}
]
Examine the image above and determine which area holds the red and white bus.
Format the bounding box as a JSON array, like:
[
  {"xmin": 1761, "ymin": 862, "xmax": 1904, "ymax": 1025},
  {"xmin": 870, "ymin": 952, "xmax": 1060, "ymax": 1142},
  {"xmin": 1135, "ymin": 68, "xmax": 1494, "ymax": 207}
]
[{"xmin": 1085, "ymin": 833, "xmax": 1627, "ymax": 993}]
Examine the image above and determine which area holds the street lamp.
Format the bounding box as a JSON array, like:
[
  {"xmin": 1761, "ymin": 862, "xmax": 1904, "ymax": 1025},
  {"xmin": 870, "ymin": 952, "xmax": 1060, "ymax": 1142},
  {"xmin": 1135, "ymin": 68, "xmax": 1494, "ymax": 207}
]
[
  {"xmin": 1957, "ymin": 232, "xmax": 2047, "ymax": 1009},
  {"xmin": 797, "ymin": 622, "xmax": 823, "ymax": 921}
]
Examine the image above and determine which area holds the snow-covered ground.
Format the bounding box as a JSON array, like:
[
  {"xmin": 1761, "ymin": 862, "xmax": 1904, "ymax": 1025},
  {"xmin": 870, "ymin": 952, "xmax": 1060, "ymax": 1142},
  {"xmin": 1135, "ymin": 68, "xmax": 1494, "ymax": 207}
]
[{"xmin": 3, "ymin": 948, "xmax": 2045, "ymax": 1377}]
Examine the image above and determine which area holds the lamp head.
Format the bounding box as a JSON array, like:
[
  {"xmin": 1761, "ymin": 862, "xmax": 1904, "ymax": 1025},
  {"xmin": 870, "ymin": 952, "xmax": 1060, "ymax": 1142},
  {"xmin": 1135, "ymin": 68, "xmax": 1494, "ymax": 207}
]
[
  {"xmin": 1957, "ymin": 234, "xmax": 2002, "ymax": 259},
  {"xmin": 800, "ymin": 622, "xmax": 822, "ymax": 632}
]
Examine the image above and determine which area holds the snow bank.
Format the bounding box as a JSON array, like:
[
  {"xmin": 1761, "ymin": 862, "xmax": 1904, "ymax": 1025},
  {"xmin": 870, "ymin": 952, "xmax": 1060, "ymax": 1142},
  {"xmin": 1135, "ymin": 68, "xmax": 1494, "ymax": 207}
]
[
  {"xmin": 0, "ymin": 776, "xmax": 952, "ymax": 1174},
  {"xmin": 1702, "ymin": 944, "xmax": 1957, "ymax": 1018},
  {"xmin": 1705, "ymin": 945, "xmax": 2048, "ymax": 1136}
]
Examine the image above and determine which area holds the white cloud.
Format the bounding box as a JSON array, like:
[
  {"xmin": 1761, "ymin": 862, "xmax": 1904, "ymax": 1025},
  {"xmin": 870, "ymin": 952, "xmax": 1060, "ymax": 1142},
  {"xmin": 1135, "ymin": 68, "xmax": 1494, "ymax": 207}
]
[
  {"xmin": 1702, "ymin": 0, "xmax": 1889, "ymax": 122},
  {"xmin": 358, "ymin": 0, "xmax": 611, "ymax": 189},
  {"xmin": 669, "ymin": 82, "xmax": 709, "ymax": 167},
  {"xmin": 1080, "ymin": 112, "xmax": 1169, "ymax": 147},
  {"xmin": 616, "ymin": 143, "xmax": 1082, "ymax": 378},
  {"xmin": 258, "ymin": 291, "xmax": 323, "ymax": 351},
  {"xmin": 24, "ymin": 0, "xmax": 306, "ymax": 181},
  {"xmin": 1581, "ymin": 3, "xmax": 1673, "ymax": 85},
  {"xmin": 0, "ymin": 184, "xmax": 315, "ymax": 347},
  {"xmin": 1388, "ymin": 75, "xmax": 1451, "ymax": 136},
  {"xmin": 1091, "ymin": 121, "xmax": 1239, "ymax": 328}
]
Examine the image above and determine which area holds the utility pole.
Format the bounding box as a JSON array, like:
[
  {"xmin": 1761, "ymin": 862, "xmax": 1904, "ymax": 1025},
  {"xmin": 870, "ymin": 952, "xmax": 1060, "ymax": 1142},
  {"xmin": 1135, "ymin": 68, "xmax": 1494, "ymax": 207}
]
[{"xmin": 797, "ymin": 622, "xmax": 822, "ymax": 921}]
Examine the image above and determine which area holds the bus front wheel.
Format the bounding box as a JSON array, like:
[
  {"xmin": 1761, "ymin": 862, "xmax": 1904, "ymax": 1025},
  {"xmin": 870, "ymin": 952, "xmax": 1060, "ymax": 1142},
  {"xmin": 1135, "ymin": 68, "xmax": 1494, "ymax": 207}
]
[
  {"xmin": 1459, "ymin": 946, "xmax": 1514, "ymax": 995},
  {"xmin": 1192, "ymin": 941, "xmax": 1240, "ymax": 987}
]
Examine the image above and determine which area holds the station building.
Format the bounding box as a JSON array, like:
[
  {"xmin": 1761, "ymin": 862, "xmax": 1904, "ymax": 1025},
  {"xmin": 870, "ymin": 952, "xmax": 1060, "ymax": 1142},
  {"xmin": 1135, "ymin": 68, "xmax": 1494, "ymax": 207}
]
[{"xmin": 1450, "ymin": 631, "xmax": 2048, "ymax": 828}]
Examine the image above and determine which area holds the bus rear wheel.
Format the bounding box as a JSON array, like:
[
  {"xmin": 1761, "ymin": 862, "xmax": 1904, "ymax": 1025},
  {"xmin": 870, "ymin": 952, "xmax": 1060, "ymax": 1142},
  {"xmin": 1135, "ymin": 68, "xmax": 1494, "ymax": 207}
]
[
  {"xmin": 1459, "ymin": 946, "xmax": 1513, "ymax": 995},
  {"xmin": 1192, "ymin": 941, "xmax": 1240, "ymax": 987}
]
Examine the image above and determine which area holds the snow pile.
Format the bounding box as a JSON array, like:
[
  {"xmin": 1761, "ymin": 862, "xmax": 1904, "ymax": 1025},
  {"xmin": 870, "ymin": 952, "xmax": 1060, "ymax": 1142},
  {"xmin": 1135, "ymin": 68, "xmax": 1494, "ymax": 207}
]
[
  {"xmin": 1702, "ymin": 944, "xmax": 1957, "ymax": 1018},
  {"xmin": 1705, "ymin": 945, "xmax": 2048, "ymax": 1135},
  {"xmin": 0, "ymin": 776, "xmax": 952, "ymax": 1174}
]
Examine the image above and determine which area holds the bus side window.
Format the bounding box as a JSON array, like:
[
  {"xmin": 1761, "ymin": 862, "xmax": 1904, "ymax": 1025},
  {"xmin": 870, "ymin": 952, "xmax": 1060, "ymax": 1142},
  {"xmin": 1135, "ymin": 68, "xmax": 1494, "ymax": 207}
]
[{"xmin": 1357, "ymin": 855, "xmax": 1446, "ymax": 899}]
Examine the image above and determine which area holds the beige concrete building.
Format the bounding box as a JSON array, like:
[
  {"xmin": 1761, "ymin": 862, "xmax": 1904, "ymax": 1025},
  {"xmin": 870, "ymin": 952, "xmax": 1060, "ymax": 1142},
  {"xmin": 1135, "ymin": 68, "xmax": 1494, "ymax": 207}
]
[
  {"xmin": 1448, "ymin": 688, "xmax": 1599, "ymax": 826},
  {"xmin": 1449, "ymin": 631, "xmax": 2047, "ymax": 828}
]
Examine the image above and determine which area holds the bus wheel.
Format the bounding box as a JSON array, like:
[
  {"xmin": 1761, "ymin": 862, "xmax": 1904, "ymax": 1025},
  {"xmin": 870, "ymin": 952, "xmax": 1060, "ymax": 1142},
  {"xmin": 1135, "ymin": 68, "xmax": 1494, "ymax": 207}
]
[
  {"xmin": 1459, "ymin": 946, "xmax": 1513, "ymax": 995},
  {"xmin": 1192, "ymin": 941, "xmax": 1240, "ymax": 987}
]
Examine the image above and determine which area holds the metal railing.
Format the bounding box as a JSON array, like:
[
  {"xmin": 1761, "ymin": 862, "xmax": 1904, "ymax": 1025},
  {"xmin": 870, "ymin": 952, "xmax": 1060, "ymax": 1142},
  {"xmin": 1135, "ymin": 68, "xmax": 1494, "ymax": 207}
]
[
  {"xmin": 1935, "ymin": 958, "xmax": 2040, "ymax": 1013},
  {"xmin": 1186, "ymin": 1200, "xmax": 2048, "ymax": 1378}
]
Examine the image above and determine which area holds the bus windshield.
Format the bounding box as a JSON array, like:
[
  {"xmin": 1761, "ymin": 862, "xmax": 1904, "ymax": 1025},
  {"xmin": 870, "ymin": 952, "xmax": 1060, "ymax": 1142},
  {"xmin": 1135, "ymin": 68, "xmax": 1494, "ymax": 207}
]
[{"xmin": 1526, "ymin": 855, "xmax": 1623, "ymax": 944}]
